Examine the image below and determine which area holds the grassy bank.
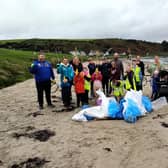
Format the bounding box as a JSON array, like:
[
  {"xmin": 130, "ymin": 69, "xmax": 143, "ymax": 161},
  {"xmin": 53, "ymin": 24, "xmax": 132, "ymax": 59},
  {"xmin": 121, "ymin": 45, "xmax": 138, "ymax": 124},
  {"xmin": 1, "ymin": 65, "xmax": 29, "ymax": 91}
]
[{"xmin": 0, "ymin": 48, "xmax": 76, "ymax": 89}]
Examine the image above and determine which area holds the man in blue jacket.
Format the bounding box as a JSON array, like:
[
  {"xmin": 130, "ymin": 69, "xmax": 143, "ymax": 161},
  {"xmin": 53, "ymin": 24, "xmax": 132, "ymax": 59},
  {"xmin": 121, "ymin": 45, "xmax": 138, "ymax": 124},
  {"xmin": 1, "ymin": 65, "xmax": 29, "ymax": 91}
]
[{"xmin": 29, "ymin": 54, "xmax": 55, "ymax": 109}]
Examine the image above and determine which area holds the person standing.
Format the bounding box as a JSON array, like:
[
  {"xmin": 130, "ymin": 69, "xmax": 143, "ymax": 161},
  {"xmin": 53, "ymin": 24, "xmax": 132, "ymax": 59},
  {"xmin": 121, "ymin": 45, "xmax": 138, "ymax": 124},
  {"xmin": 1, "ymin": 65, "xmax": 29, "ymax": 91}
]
[
  {"xmin": 29, "ymin": 54, "xmax": 55, "ymax": 110},
  {"xmin": 83, "ymin": 66, "xmax": 91, "ymax": 105},
  {"xmin": 113, "ymin": 53, "xmax": 124, "ymax": 80},
  {"xmin": 124, "ymin": 64, "xmax": 136, "ymax": 91},
  {"xmin": 57, "ymin": 58, "xmax": 74, "ymax": 107},
  {"xmin": 136, "ymin": 55, "xmax": 145, "ymax": 90},
  {"xmin": 132, "ymin": 59, "xmax": 143, "ymax": 91},
  {"xmin": 109, "ymin": 61, "xmax": 117, "ymax": 94},
  {"xmin": 147, "ymin": 56, "xmax": 164, "ymax": 100},
  {"xmin": 88, "ymin": 58, "xmax": 96, "ymax": 98},
  {"xmin": 74, "ymin": 69, "xmax": 85, "ymax": 107},
  {"xmin": 100, "ymin": 58, "xmax": 111, "ymax": 96},
  {"xmin": 91, "ymin": 68, "xmax": 103, "ymax": 97}
]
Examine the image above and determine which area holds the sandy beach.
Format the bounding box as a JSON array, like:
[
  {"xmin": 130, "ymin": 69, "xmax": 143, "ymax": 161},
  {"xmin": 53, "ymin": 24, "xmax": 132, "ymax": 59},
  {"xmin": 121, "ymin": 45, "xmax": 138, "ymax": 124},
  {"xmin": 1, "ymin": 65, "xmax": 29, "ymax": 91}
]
[{"xmin": 0, "ymin": 68, "xmax": 168, "ymax": 168}]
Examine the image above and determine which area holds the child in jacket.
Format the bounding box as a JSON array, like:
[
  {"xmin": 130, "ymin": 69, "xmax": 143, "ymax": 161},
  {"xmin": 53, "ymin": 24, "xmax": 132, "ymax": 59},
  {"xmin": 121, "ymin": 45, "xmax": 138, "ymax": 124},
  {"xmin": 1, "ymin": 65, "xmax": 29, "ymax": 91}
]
[{"xmin": 74, "ymin": 69, "xmax": 85, "ymax": 107}]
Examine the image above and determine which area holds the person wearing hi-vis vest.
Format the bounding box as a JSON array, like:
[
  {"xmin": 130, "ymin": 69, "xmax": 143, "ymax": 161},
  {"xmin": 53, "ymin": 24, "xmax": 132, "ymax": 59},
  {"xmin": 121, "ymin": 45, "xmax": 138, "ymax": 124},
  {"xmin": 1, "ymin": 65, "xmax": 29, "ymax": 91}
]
[
  {"xmin": 111, "ymin": 79, "xmax": 125, "ymax": 102},
  {"xmin": 132, "ymin": 59, "xmax": 143, "ymax": 91},
  {"xmin": 83, "ymin": 66, "xmax": 91, "ymax": 105},
  {"xmin": 124, "ymin": 63, "xmax": 136, "ymax": 91}
]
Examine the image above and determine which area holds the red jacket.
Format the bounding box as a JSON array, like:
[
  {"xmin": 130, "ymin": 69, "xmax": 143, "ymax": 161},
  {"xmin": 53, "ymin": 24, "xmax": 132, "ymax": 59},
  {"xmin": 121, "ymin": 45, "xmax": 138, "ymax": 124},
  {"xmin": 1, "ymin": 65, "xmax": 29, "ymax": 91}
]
[
  {"xmin": 74, "ymin": 72, "xmax": 85, "ymax": 94},
  {"xmin": 91, "ymin": 71, "xmax": 102, "ymax": 81}
]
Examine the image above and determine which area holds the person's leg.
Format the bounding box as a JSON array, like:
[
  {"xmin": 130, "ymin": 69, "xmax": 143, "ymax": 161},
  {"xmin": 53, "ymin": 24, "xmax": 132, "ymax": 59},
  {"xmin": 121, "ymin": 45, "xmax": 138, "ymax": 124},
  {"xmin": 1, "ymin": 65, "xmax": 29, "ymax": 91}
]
[
  {"xmin": 136, "ymin": 83, "xmax": 139, "ymax": 91},
  {"xmin": 90, "ymin": 81, "xmax": 94, "ymax": 98},
  {"xmin": 44, "ymin": 81, "xmax": 52, "ymax": 106},
  {"xmin": 69, "ymin": 82, "xmax": 72, "ymax": 101},
  {"xmin": 36, "ymin": 82, "xmax": 44, "ymax": 108},
  {"xmin": 83, "ymin": 91, "xmax": 88, "ymax": 105},
  {"xmin": 140, "ymin": 76, "xmax": 143, "ymax": 90},
  {"xmin": 81, "ymin": 93, "xmax": 86, "ymax": 106},
  {"xmin": 105, "ymin": 78, "xmax": 109, "ymax": 95},
  {"xmin": 102, "ymin": 78, "xmax": 105, "ymax": 94},
  {"xmin": 66, "ymin": 86, "xmax": 71, "ymax": 107},
  {"xmin": 61, "ymin": 87, "xmax": 65, "ymax": 105},
  {"xmin": 76, "ymin": 94, "xmax": 80, "ymax": 107},
  {"xmin": 62, "ymin": 87, "xmax": 69, "ymax": 107},
  {"xmin": 109, "ymin": 79, "xmax": 112, "ymax": 95},
  {"xmin": 85, "ymin": 90, "xmax": 89, "ymax": 104}
]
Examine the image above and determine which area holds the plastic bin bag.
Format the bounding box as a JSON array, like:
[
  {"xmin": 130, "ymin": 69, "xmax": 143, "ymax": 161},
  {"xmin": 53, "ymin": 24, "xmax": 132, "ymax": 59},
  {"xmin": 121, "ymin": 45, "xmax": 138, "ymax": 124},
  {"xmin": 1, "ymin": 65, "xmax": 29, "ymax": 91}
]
[
  {"xmin": 152, "ymin": 97, "xmax": 168, "ymax": 111},
  {"xmin": 124, "ymin": 90, "xmax": 146, "ymax": 115},
  {"xmin": 142, "ymin": 96, "xmax": 152, "ymax": 112},
  {"xmin": 96, "ymin": 89, "xmax": 109, "ymax": 117},
  {"xmin": 108, "ymin": 100, "xmax": 120, "ymax": 119},
  {"xmin": 72, "ymin": 111, "xmax": 88, "ymax": 122},
  {"xmin": 123, "ymin": 98, "xmax": 142, "ymax": 123}
]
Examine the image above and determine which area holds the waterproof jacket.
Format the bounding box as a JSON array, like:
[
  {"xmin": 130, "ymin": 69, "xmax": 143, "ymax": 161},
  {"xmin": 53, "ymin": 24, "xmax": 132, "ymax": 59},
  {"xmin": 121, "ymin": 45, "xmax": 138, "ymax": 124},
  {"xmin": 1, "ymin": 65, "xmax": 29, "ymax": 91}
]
[
  {"xmin": 29, "ymin": 60, "xmax": 55, "ymax": 82},
  {"xmin": 57, "ymin": 63, "xmax": 74, "ymax": 88},
  {"xmin": 74, "ymin": 72, "xmax": 85, "ymax": 94}
]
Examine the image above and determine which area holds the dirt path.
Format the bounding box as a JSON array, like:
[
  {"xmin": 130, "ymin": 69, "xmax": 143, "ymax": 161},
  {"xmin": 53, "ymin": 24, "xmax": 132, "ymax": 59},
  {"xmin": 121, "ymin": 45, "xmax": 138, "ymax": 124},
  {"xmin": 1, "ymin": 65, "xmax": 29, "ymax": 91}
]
[{"xmin": 0, "ymin": 77, "xmax": 168, "ymax": 168}]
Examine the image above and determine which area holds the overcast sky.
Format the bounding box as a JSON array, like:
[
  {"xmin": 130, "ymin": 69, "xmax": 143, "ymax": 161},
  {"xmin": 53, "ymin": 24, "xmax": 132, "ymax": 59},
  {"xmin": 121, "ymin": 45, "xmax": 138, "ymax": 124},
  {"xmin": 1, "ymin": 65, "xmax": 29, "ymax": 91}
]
[{"xmin": 0, "ymin": 0, "xmax": 168, "ymax": 42}]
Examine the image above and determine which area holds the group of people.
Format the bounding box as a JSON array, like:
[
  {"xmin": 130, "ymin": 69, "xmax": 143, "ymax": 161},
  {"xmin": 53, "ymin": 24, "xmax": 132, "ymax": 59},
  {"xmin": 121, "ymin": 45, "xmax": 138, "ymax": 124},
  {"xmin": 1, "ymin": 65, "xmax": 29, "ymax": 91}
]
[{"xmin": 29, "ymin": 53, "xmax": 164, "ymax": 110}]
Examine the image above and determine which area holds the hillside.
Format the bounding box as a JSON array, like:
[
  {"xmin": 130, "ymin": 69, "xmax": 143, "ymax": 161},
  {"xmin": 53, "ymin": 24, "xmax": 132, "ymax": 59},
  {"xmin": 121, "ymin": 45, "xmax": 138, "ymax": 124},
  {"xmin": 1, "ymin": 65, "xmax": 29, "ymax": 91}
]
[
  {"xmin": 0, "ymin": 38, "xmax": 165, "ymax": 55},
  {"xmin": 0, "ymin": 48, "xmax": 73, "ymax": 89}
]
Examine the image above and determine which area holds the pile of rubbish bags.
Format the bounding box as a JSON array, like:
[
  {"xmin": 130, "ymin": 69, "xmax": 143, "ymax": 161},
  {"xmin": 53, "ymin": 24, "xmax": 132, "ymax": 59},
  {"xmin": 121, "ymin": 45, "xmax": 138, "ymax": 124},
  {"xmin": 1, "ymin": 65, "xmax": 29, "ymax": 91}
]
[{"xmin": 72, "ymin": 89, "xmax": 167, "ymax": 123}]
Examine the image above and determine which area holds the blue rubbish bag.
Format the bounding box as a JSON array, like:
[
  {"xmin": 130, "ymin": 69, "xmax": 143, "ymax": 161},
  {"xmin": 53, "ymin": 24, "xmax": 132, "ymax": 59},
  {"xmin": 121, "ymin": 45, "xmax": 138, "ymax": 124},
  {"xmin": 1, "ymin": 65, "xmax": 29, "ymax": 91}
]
[
  {"xmin": 123, "ymin": 99, "xmax": 142, "ymax": 123},
  {"xmin": 82, "ymin": 105, "xmax": 94, "ymax": 121},
  {"xmin": 108, "ymin": 100, "xmax": 122, "ymax": 119},
  {"xmin": 142, "ymin": 96, "xmax": 153, "ymax": 113}
]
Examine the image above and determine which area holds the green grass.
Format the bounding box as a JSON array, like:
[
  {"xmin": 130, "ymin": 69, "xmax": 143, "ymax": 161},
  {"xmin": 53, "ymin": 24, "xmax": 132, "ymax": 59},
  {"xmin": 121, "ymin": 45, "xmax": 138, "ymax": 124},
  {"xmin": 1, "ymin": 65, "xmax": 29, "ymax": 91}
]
[{"xmin": 0, "ymin": 48, "xmax": 80, "ymax": 89}]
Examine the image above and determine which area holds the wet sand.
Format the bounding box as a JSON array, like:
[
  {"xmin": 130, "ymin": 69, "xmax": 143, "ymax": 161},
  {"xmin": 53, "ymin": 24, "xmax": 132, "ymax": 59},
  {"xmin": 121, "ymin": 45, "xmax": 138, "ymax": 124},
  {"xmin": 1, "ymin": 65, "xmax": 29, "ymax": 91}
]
[{"xmin": 0, "ymin": 71, "xmax": 168, "ymax": 168}]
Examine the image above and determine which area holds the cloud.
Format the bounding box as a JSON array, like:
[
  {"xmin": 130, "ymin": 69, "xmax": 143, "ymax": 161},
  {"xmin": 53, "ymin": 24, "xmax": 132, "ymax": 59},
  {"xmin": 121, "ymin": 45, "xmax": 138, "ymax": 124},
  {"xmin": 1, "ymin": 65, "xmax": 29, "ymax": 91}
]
[{"xmin": 0, "ymin": 0, "xmax": 168, "ymax": 42}]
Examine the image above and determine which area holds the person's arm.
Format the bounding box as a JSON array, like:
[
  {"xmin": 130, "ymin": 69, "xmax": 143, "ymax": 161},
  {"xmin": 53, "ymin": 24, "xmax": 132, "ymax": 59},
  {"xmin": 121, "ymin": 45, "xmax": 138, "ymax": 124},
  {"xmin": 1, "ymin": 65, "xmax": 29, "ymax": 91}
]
[
  {"xmin": 50, "ymin": 66, "xmax": 55, "ymax": 80},
  {"xmin": 70, "ymin": 66, "xmax": 74, "ymax": 81},
  {"xmin": 29, "ymin": 62, "xmax": 38, "ymax": 74}
]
